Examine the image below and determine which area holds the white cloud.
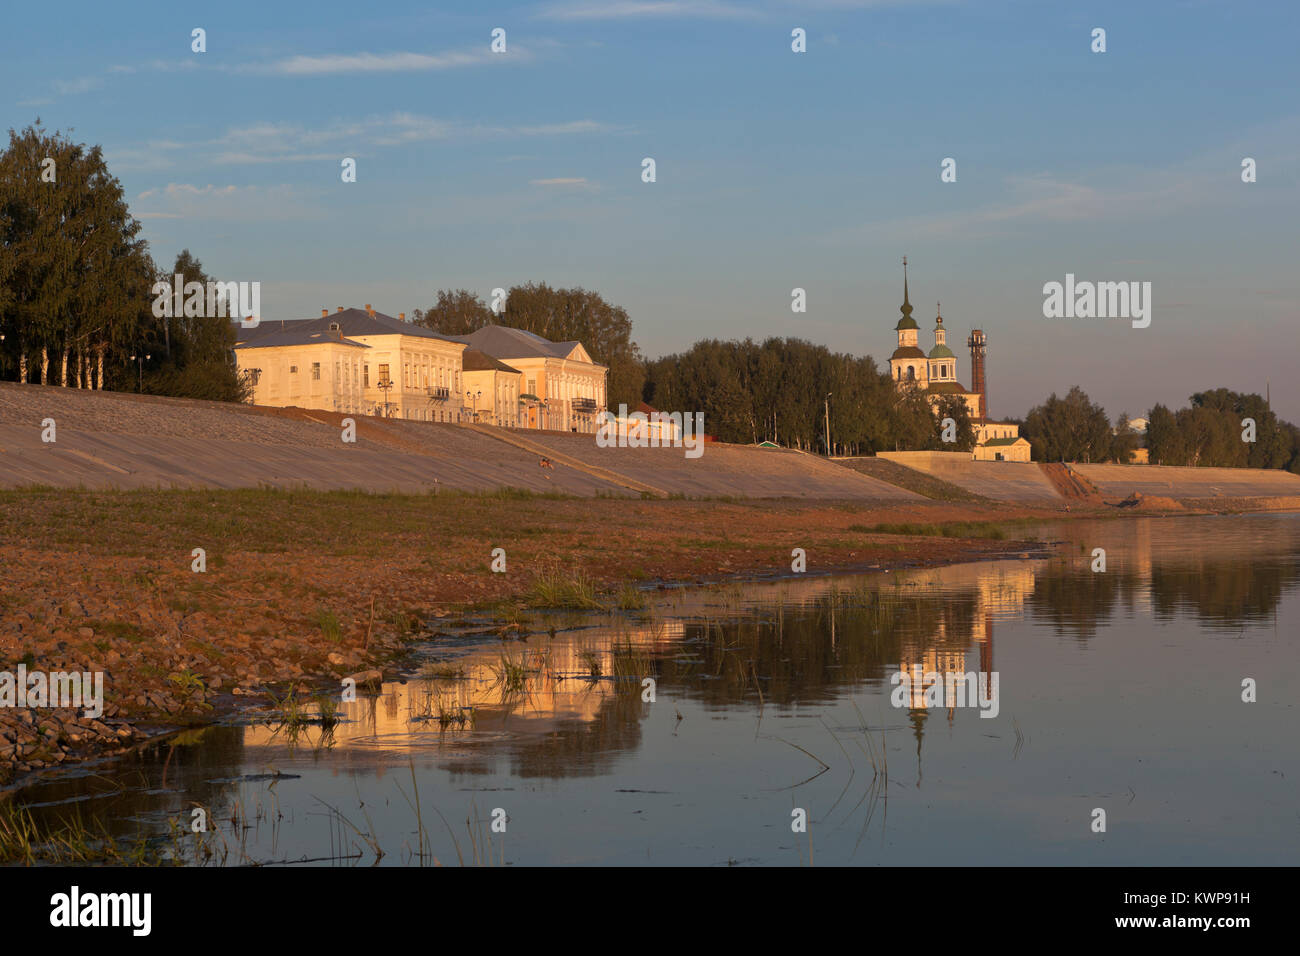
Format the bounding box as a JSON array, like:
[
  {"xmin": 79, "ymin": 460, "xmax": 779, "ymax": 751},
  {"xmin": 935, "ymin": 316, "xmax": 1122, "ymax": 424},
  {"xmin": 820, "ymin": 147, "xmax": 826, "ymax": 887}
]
[
  {"xmin": 108, "ymin": 60, "xmax": 201, "ymax": 75},
  {"xmin": 516, "ymin": 120, "xmax": 607, "ymax": 136},
  {"xmin": 53, "ymin": 76, "xmax": 103, "ymax": 95},
  {"xmin": 132, "ymin": 183, "xmax": 317, "ymax": 221},
  {"xmin": 265, "ymin": 48, "xmax": 502, "ymax": 75},
  {"xmin": 537, "ymin": 0, "xmax": 758, "ymax": 20}
]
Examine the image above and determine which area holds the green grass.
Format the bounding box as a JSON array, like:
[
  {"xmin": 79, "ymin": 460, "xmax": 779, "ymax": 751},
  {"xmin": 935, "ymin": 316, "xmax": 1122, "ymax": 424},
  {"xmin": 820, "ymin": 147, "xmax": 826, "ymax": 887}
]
[
  {"xmin": 850, "ymin": 521, "xmax": 1007, "ymax": 540},
  {"xmin": 85, "ymin": 619, "xmax": 145, "ymax": 642},
  {"xmin": 616, "ymin": 583, "xmax": 648, "ymax": 610},
  {"xmin": 493, "ymin": 652, "xmax": 530, "ymax": 694},
  {"xmin": 0, "ymin": 799, "xmax": 171, "ymax": 865},
  {"xmin": 315, "ymin": 607, "xmax": 343, "ymax": 643},
  {"xmin": 528, "ymin": 564, "xmax": 603, "ymax": 609}
]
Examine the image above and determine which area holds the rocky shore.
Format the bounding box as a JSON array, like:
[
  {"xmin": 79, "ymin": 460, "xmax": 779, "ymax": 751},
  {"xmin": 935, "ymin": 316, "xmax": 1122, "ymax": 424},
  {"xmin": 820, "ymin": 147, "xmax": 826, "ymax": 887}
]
[{"xmin": 0, "ymin": 483, "xmax": 1238, "ymax": 791}]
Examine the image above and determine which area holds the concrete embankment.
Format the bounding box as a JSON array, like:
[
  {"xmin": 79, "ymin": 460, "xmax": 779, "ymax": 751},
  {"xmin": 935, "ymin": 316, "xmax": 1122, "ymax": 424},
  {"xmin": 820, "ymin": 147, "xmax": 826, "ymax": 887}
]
[
  {"xmin": 1074, "ymin": 463, "xmax": 1300, "ymax": 501},
  {"xmin": 859, "ymin": 451, "xmax": 1298, "ymax": 510},
  {"xmin": 875, "ymin": 451, "xmax": 1063, "ymax": 502},
  {"xmin": 4, "ymin": 386, "xmax": 1295, "ymax": 507},
  {"xmin": 0, "ymin": 385, "xmax": 917, "ymax": 500}
]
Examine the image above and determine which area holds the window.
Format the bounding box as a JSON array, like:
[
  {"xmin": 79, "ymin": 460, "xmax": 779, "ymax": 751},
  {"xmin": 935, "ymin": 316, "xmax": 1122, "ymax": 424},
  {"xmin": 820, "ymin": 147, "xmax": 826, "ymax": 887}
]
[
  {"xmin": 290, "ymin": 365, "xmax": 298, "ymax": 374},
  {"xmin": 311, "ymin": 362, "xmax": 320, "ymax": 380},
  {"xmin": 378, "ymin": 364, "xmax": 390, "ymax": 385},
  {"xmin": 364, "ymin": 365, "xmax": 369, "ymax": 387},
  {"xmin": 527, "ymin": 378, "xmax": 536, "ymax": 396},
  {"xmin": 906, "ymin": 366, "xmax": 915, "ymax": 381}
]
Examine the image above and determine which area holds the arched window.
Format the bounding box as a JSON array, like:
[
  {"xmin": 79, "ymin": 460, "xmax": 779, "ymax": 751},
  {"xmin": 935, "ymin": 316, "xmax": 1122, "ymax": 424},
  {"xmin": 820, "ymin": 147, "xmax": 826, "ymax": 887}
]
[{"xmin": 906, "ymin": 366, "xmax": 915, "ymax": 381}]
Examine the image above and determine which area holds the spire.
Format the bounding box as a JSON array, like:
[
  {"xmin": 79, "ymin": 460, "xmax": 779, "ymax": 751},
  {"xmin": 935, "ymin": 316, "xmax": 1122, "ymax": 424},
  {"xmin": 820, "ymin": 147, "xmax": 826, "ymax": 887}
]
[
  {"xmin": 900, "ymin": 255, "xmax": 913, "ymax": 318},
  {"xmin": 935, "ymin": 302, "xmax": 942, "ymax": 326}
]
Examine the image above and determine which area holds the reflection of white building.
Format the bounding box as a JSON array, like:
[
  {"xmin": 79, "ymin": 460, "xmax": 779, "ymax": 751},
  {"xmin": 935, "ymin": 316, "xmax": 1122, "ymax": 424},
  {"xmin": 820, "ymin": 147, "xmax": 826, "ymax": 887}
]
[{"xmin": 240, "ymin": 618, "xmax": 686, "ymax": 749}]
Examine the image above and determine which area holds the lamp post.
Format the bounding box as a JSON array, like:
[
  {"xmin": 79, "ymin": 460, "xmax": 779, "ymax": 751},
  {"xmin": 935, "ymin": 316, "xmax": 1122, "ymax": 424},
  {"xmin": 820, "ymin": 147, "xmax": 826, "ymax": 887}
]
[
  {"xmin": 466, "ymin": 389, "xmax": 482, "ymax": 422},
  {"xmin": 130, "ymin": 353, "xmax": 151, "ymax": 393},
  {"xmin": 824, "ymin": 392, "xmax": 832, "ymax": 457},
  {"xmin": 378, "ymin": 376, "xmax": 395, "ymax": 417}
]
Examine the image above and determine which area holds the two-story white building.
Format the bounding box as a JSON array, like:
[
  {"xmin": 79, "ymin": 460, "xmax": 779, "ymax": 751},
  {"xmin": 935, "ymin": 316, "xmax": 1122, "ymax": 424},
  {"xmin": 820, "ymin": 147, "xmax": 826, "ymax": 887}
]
[
  {"xmin": 455, "ymin": 326, "xmax": 608, "ymax": 433},
  {"xmin": 234, "ymin": 306, "xmax": 468, "ymax": 421}
]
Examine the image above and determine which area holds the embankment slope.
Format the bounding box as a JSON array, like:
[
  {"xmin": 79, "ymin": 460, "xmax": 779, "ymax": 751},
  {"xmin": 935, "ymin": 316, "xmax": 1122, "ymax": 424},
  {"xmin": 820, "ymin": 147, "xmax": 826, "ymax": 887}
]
[{"xmin": 0, "ymin": 385, "xmax": 919, "ymax": 500}]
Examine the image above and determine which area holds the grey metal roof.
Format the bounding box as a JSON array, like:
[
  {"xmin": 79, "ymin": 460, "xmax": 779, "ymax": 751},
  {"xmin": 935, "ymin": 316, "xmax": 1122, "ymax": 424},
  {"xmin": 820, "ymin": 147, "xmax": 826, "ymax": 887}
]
[
  {"xmin": 456, "ymin": 325, "xmax": 583, "ymax": 360},
  {"xmin": 461, "ymin": 349, "xmax": 523, "ymax": 374},
  {"xmin": 236, "ymin": 308, "xmax": 466, "ymax": 346},
  {"xmin": 235, "ymin": 327, "xmax": 369, "ymax": 350}
]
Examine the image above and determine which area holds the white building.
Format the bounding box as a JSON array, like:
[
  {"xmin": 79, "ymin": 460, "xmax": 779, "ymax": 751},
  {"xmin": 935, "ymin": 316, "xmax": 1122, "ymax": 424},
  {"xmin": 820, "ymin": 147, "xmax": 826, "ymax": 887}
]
[
  {"xmin": 455, "ymin": 326, "xmax": 608, "ymax": 433},
  {"xmin": 234, "ymin": 306, "xmax": 468, "ymax": 421}
]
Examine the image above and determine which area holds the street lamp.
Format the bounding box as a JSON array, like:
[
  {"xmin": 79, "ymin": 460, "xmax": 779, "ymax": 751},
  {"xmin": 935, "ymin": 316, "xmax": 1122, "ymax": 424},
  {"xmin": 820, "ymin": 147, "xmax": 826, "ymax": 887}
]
[
  {"xmin": 377, "ymin": 376, "xmax": 395, "ymax": 417},
  {"xmin": 130, "ymin": 353, "xmax": 151, "ymax": 393},
  {"xmin": 466, "ymin": 389, "xmax": 482, "ymax": 422},
  {"xmin": 824, "ymin": 392, "xmax": 832, "ymax": 457}
]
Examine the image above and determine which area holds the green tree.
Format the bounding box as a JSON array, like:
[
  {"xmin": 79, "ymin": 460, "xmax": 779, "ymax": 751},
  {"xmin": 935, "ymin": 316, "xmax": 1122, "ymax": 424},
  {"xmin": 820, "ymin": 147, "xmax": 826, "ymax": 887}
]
[
  {"xmin": 411, "ymin": 289, "xmax": 493, "ymax": 336},
  {"xmin": 1022, "ymin": 386, "xmax": 1112, "ymax": 462},
  {"xmin": 1110, "ymin": 413, "xmax": 1140, "ymax": 463},
  {"xmin": 0, "ymin": 121, "xmax": 154, "ymax": 391},
  {"xmin": 143, "ymin": 250, "xmax": 246, "ymax": 402},
  {"xmin": 929, "ymin": 394, "xmax": 976, "ymax": 452},
  {"xmin": 500, "ymin": 282, "xmax": 645, "ymax": 410}
]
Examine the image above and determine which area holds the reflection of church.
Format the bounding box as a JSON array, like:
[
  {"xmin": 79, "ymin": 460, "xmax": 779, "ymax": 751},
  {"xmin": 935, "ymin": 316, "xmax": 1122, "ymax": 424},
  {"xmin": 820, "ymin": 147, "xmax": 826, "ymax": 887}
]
[
  {"xmin": 888, "ymin": 257, "xmax": 1031, "ymax": 462},
  {"xmin": 896, "ymin": 562, "xmax": 1037, "ymax": 780}
]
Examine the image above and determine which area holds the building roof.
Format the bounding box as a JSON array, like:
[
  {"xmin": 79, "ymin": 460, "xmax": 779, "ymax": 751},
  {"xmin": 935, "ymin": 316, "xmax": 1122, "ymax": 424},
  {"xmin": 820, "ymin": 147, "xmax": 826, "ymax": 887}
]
[
  {"xmin": 455, "ymin": 325, "xmax": 593, "ymax": 362},
  {"xmin": 928, "ymin": 344, "xmax": 956, "ymax": 360},
  {"xmin": 891, "ymin": 346, "xmax": 927, "ymax": 360},
  {"xmin": 461, "ymin": 349, "xmax": 522, "ymax": 374},
  {"xmin": 981, "ymin": 436, "xmax": 1029, "ymax": 447},
  {"xmin": 236, "ymin": 308, "xmax": 465, "ymax": 346},
  {"xmin": 926, "ymin": 380, "xmax": 974, "ymax": 395},
  {"xmin": 895, "ymin": 262, "xmax": 919, "ymax": 330},
  {"xmin": 235, "ymin": 327, "xmax": 369, "ymax": 350}
]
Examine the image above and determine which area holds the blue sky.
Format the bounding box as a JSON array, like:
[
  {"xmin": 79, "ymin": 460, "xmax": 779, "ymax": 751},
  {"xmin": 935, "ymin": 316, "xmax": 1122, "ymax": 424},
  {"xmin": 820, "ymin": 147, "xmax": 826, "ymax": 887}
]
[{"xmin": 5, "ymin": 0, "xmax": 1298, "ymax": 420}]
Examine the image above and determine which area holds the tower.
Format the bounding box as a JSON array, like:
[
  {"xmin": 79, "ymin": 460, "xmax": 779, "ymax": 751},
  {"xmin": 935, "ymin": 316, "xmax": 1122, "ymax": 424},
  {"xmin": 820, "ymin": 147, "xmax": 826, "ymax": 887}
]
[
  {"xmin": 889, "ymin": 256, "xmax": 928, "ymax": 387},
  {"xmin": 967, "ymin": 328, "xmax": 987, "ymax": 422},
  {"xmin": 927, "ymin": 304, "xmax": 956, "ymax": 382}
]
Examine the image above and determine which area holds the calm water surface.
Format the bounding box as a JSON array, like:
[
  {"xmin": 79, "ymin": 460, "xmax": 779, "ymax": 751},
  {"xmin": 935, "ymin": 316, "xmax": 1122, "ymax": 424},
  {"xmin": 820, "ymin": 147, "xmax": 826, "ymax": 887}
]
[{"xmin": 16, "ymin": 513, "xmax": 1300, "ymax": 865}]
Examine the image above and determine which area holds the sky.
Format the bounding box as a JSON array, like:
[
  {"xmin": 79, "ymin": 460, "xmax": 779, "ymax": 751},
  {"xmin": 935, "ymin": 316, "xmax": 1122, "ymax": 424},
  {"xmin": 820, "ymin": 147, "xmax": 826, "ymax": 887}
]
[{"xmin": 4, "ymin": 0, "xmax": 1298, "ymax": 421}]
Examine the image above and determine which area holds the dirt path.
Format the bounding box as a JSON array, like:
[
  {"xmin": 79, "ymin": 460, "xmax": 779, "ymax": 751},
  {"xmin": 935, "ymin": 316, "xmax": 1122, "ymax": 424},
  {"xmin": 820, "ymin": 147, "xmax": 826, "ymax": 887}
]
[{"xmin": 1040, "ymin": 462, "xmax": 1104, "ymax": 503}]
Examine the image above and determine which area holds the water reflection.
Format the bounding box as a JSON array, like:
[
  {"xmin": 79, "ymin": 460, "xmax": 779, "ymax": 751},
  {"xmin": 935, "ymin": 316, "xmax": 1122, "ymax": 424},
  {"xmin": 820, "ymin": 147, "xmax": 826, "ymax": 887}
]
[{"xmin": 11, "ymin": 513, "xmax": 1299, "ymax": 865}]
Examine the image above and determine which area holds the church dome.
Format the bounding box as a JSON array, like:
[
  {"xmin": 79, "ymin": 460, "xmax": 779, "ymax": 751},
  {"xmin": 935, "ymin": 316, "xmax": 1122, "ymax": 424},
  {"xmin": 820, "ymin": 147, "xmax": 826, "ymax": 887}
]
[
  {"xmin": 928, "ymin": 344, "xmax": 955, "ymax": 359},
  {"xmin": 895, "ymin": 257, "xmax": 918, "ymax": 329}
]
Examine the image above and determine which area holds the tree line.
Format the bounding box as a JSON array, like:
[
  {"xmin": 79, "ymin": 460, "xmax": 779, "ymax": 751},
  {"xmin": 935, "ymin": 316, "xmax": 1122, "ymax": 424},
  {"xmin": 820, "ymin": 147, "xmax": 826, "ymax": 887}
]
[
  {"xmin": 0, "ymin": 122, "xmax": 244, "ymax": 400},
  {"xmin": 640, "ymin": 336, "xmax": 975, "ymax": 454}
]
